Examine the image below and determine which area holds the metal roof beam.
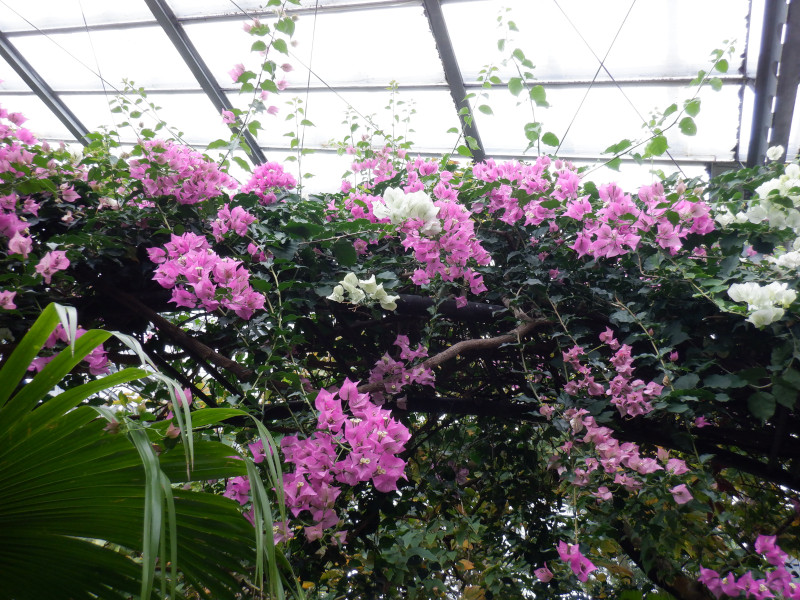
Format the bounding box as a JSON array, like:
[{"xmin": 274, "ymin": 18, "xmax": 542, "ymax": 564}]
[
  {"xmin": 747, "ymin": 0, "xmax": 790, "ymax": 166},
  {"xmin": 770, "ymin": 0, "xmax": 800, "ymax": 161},
  {"xmin": 421, "ymin": 0, "xmax": 485, "ymax": 163},
  {"xmin": 143, "ymin": 0, "xmax": 266, "ymax": 166},
  {"xmin": 0, "ymin": 30, "xmax": 89, "ymax": 144}
]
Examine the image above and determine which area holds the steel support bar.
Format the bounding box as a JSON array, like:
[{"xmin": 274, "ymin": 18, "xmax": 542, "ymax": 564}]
[
  {"xmin": 771, "ymin": 0, "xmax": 800, "ymax": 161},
  {"xmin": 421, "ymin": 0, "xmax": 486, "ymax": 163},
  {"xmin": 748, "ymin": 0, "xmax": 790, "ymax": 166},
  {"xmin": 143, "ymin": 0, "xmax": 266, "ymax": 166},
  {"xmin": 0, "ymin": 30, "xmax": 89, "ymax": 144}
]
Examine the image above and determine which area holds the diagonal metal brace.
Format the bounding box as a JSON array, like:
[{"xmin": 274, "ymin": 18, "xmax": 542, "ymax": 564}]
[
  {"xmin": 144, "ymin": 0, "xmax": 266, "ymax": 165},
  {"xmin": 422, "ymin": 0, "xmax": 486, "ymax": 163},
  {"xmin": 0, "ymin": 30, "xmax": 89, "ymax": 144}
]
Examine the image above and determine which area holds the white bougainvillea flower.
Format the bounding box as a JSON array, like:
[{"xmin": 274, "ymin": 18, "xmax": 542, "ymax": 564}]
[
  {"xmin": 767, "ymin": 145, "xmax": 785, "ymax": 162},
  {"xmin": 326, "ymin": 272, "xmax": 399, "ymax": 310},
  {"xmin": 373, "ymin": 187, "xmax": 442, "ymax": 236}
]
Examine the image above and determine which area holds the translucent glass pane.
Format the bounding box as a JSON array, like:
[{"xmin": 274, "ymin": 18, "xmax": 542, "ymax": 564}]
[
  {"xmin": 168, "ymin": 0, "xmax": 414, "ymax": 18},
  {"xmin": 9, "ymin": 28, "xmax": 199, "ymax": 91},
  {"xmin": 0, "ymin": 55, "xmax": 29, "ymax": 91},
  {"xmin": 185, "ymin": 5, "xmax": 444, "ymax": 88},
  {"xmin": 226, "ymin": 89, "xmax": 460, "ymax": 153},
  {"xmin": 0, "ymin": 92, "xmax": 76, "ymax": 141},
  {"xmin": 62, "ymin": 92, "xmax": 229, "ymax": 146},
  {"xmin": 786, "ymin": 93, "xmax": 800, "ymax": 162},
  {"xmin": 446, "ymin": 0, "xmax": 750, "ymax": 82},
  {"xmin": 474, "ymin": 83, "xmax": 741, "ymax": 161},
  {"xmin": 572, "ymin": 160, "xmax": 709, "ymax": 192},
  {"xmin": 0, "ymin": 0, "xmax": 153, "ymax": 32}
]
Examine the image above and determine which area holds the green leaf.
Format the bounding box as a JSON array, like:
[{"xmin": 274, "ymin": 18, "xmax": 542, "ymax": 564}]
[
  {"xmin": 232, "ymin": 155, "xmax": 252, "ymax": 173},
  {"xmin": 251, "ymin": 40, "xmax": 267, "ymax": 52},
  {"xmin": 541, "ymin": 132, "xmax": 559, "ymax": 147},
  {"xmin": 710, "ymin": 77, "xmax": 723, "ymax": 91},
  {"xmin": 603, "ymin": 139, "xmax": 632, "ymax": 155},
  {"xmin": 272, "ymin": 38, "xmax": 288, "ymax": 54},
  {"xmin": 663, "ymin": 103, "xmax": 678, "ymax": 118},
  {"xmin": 275, "ymin": 16, "xmax": 295, "ymax": 36},
  {"xmin": 606, "ymin": 157, "xmax": 622, "ymax": 171},
  {"xmin": 684, "ymin": 98, "xmax": 701, "ymax": 117},
  {"xmin": 704, "ymin": 373, "xmax": 747, "ymax": 389},
  {"xmin": 644, "ymin": 134, "xmax": 668, "ymax": 157},
  {"xmin": 508, "ymin": 77, "xmax": 524, "ymax": 97},
  {"xmin": 333, "ymin": 239, "xmax": 358, "ymax": 266},
  {"xmin": 529, "ymin": 85, "xmax": 548, "ymax": 107},
  {"xmin": 715, "ymin": 58, "xmax": 729, "ymax": 73},
  {"xmin": 679, "ymin": 117, "xmax": 697, "ymax": 136},
  {"xmin": 478, "ymin": 104, "xmax": 493, "ymax": 115},
  {"xmin": 748, "ymin": 391, "xmax": 776, "ymax": 420},
  {"xmin": 456, "ymin": 145, "xmax": 473, "ymax": 157},
  {"xmin": 524, "ymin": 122, "xmax": 541, "ymax": 142},
  {"xmin": 673, "ymin": 373, "xmax": 700, "ymax": 390}
]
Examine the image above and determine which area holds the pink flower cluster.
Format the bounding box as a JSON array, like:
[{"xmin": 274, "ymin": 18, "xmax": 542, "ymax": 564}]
[
  {"xmin": 400, "ymin": 195, "xmax": 492, "ymax": 295},
  {"xmin": 471, "ymin": 158, "xmax": 715, "ymax": 260},
  {"xmin": 35, "ymin": 250, "xmax": 70, "ymax": 284},
  {"xmin": 699, "ymin": 535, "xmax": 799, "ymax": 599},
  {"xmin": 567, "ymin": 182, "xmax": 715, "ymax": 259},
  {"xmin": 129, "ymin": 140, "xmax": 238, "ymax": 205},
  {"xmin": 280, "ymin": 379, "xmax": 411, "ymax": 541},
  {"xmin": 563, "ymin": 328, "xmax": 664, "ymax": 418},
  {"xmin": 557, "ymin": 540, "xmax": 597, "ymax": 582},
  {"xmin": 210, "ymin": 203, "xmax": 256, "ymax": 242},
  {"xmin": 368, "ymin": 334, "xmax": 435, "ymax": 402},
  {"xmin": 347, "ymin": 145, "xmax": 407, "ymax": 185},
  {"xmin": 28, "ymin": 324, "xmax": 109, "ymax": 375},
  {"xmin": 240, "ymin": 162, "xmax": 297, "ymax": 205},
  {"xmin": 544, "ymin": 329, "xmax": 694, "ymax": 503},
  {"xmin": 147, "ymin": 232, "xmax": 265, "ymax": 319}
]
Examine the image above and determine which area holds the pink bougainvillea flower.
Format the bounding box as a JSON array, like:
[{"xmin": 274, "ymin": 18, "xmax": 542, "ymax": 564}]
[
  {"xmin": 557, "ymin": 541, "xmax": 596, "ymax": 582},
  {"xmin": 8, "ymin": 232, "xmax": 32, "ymax": 258},
  {"xmin": 669, "ymin": 483, "xmax": 693, "ymax": 504},
  {"xmin": 221, "ymin": 109, "xmax": 235, "ymax": 124},
  {"xmin": 35, "ymin": 250, "xmax": 70, "ymax": 284},
  {"xmin": 0, "ymin": 290, "xmax": 16, "ymax": 310},
  {"xmin": 534, "ymin": 562, "xmax": 554, "ymax": 582},
  {"xmin": 228, "ymin": 63, "xmax": 245, "ymax": 82}
]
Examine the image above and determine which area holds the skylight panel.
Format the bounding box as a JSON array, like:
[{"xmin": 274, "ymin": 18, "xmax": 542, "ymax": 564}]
[
  {"xmin": 8, "ymin": 27, "xmax": 199, "ymax": 91},
  {"xmin": 184, "ymin": 4, "xmax": 444, "ymax": 89},
  {"xmin": 0, "ymin": 0, "xmax": 154, "ymax": 32}
]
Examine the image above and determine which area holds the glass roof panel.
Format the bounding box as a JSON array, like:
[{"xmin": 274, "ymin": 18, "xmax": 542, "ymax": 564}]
[
  {"xmin": 474, "ymin": 83, "xmax": 741, "ymax": 161},
  {"xmin": 231, "ymin": 88, "xmax": 460, "ymax": 152},
  {"xmin": 61, "ymin": 92, "xmax": 229, "ymax": 146},
  {"xmin": 446, "ymin": 0, "xmax": 751, "ymax": 82},
  {"xmin": 0, "ymin": 54, "xmax": 29, "ymax": 91},
  {"xmin": 184, "ymin": 4, "xmax": 444, "ymax": 89},
  {"xmin": 7, "ymin": 27, "xmax": 199, "ymax": 91},
  {"xmin": 0, "ymin": 0, "xmax": 154, "ymax": 32},
  {"xmin": 168, "ymin": 0, "xmax": 415, "ymax": 19},
  {"xmin": 0, "ymin": 92, "xmax": 75, "ymax": 140}
]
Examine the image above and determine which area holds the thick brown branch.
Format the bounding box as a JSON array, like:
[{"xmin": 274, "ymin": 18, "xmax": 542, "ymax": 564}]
[
  {"xmin": 358, "ymin": 319, "xmax": 550, "ymax": 394},
  {"xmin": 102, "ymin": 286, "xmax": 254, "ymax": 381}
]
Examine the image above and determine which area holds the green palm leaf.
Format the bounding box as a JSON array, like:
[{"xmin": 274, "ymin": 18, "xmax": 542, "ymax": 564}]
[{"xmin": 0, "ymin": 304, "xmax": 292, "ymax": 599}]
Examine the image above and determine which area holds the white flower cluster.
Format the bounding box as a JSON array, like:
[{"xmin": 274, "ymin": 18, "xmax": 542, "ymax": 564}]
[
  {"xmin": 372, "ymin": 187, "xmax": 442, "ymax": 236},
  {"xmin": 727, "ymin": 281, "xmax": 797, "ymax": 327},
  {"xmin": 716, "ymin": 162, "xmax": 800, "ymax": 231},
  {"xmin": 327, "ymin": 272, "xmax": 399, "ymax": 311}
]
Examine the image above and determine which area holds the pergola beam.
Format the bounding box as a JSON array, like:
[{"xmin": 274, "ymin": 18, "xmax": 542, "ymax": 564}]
[
  {"xmin": 0, "ymin": 30, "xmax": 89, "ymax": 144},
  {"xmin": 747, "ymin": 0, "xmax": 791, "ymax": 166},
  {"xmin": 143, "ymin": 0, "xmax": 266, "ymax": 166},
  {"xmin": 770, "ymin": 0, "xmax": 800, "ymax": 161},
  {"xmin": 421, "ymin": 0, "xmax": 486, "ymax": 163}
]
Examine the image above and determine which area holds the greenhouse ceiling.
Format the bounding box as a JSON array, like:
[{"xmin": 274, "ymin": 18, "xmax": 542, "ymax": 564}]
[{"xmin": 0, "ymin": 0, "xmax": 798, "ymax": 193}]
